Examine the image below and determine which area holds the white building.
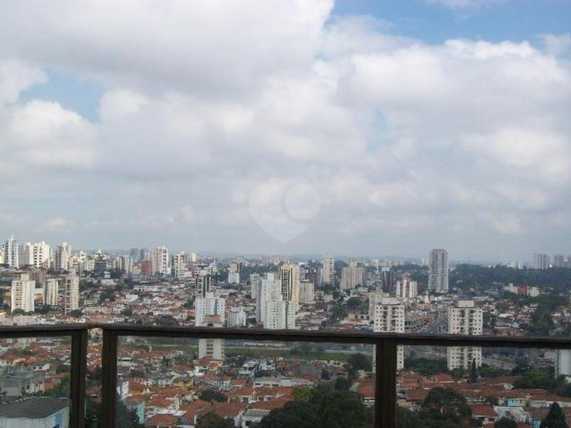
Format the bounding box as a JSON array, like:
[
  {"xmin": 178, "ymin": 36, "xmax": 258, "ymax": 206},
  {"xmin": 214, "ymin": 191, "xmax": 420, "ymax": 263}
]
[
  {"xmin": 428, "ymin": 249, "xmax": 449, "ymax": 293},
  {"xmin": 279, "ymin": 263, "xmax": 300, "ymax": 304},
  {"xmin": 299, "ymin": 280, "xmax": 315, "ymax": 304},
  {"xmin": 195, "ymin": 293, "xmax": 226, "ymax": 327},
  {"xmin": 264, "ymin": 300, "xmax": 297, "ymax": 330},
  {"xmin": 64, "ymin": 274, "xmax": 80, "ymax": 313},
  {"xmin": 256, "ymin": 273, "xmax": 280, "ymax": 324},
  {"xmin": 227, "ymin": 307, "xmax": 247, "ymax": 328},
  {"xmin": 3, "ymin": 236, "xmax": 19, "ymax": 268},
  {"xmin": 228, "ymin": 262, "xmax": 241, "ymax": 284},
  {"xmin": 373, "ymin": 297, "xmax": 405, "ymax": 370},
  {"xmin": 447, "ymin": 300, "xmax": 483, "ymax": 370},
  {"xmin": 533, "ymin": 253, "xmax": 550, "ymax": 270},
  {"xmin": 45, "ymin": 278, "xmax": 59, "ymax": 306},
  {"xmin": 395, "ymin": 277, "xmax": 418, "ymax": 300},
  {"xmin": 321, "ymin": 256, "xmax": 335, "ymax": 285},
  {"xmin": 341, "ymin": 262, "xmax": 365, "ymax": 290},
  {"xmin": 55, "ymin": 242, "xmax": 72, "ymax": 271},
  {"xmin": 151, "ymin": 246, "xmax": 170, "ymax": 276},
  {"xmin": 198, "ymin": 318, "xmax": 225, "ymax": 360},
  {"xmin": 11, "ymin": 274, "xmax": 35, "ymax": 313},
  {"xmin": 250, "ymin": 273, "xmax": 262, "ymax": 299},
  {"xmin": 556, "ymin": 350, "xmax": 571, "ymax": 381},
  {"xmin": 172, "ymin": 252, "xmax": 188, "ymax": 278},
  {"xmin": 31, "ymin": 242, "xmax": 51, "ymax": 269}
]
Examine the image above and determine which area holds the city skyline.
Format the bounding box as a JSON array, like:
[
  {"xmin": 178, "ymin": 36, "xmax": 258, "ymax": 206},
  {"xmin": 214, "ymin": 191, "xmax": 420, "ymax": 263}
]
[{"xmin": 1, "ymin": 1, "xmax": 570, "ymax": 260}]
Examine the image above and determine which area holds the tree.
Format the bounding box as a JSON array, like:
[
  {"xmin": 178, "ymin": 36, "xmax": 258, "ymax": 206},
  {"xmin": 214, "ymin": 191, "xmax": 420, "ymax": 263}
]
[
  {"xmin": 397, "ymin": 407, "xmax": 422, "ymax": 428},
  {"xmin": 347, "ymin": 353, "xmax": 372, "ymax": 372},
  {"xmin": 541, "ymin": 402, "xmax": 569, "ymax": 428},
  {"xmin": 199, "ymin": 389, "xmax": 227, "ymax": 403},
  {"xmin": 469, "ymin": 359, "xmax": 479, "ymax": 384},
  {"xmin": 197, "ymin": 412, "xmax": 233, "ymax": 428},
  {"xmin": 495, "ymin": 417, "xmax": 517, "ymax": 428},
  {"xmin": 334, "ymin": 377, "xmax": 350, "ymax": 391},
  {"xmin": 259, "ymin": 385, "xmax": 367, "ymax": 428},
  {"xmin": 418, "ymin": 387, "xmax": 472, "ymax": 428}
]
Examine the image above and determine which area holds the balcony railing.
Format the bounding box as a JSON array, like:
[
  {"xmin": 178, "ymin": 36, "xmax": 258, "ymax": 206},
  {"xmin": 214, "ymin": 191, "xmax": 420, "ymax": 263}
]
[{"xmin": 3, "ymin": 323, "xmax": 571, "ymax": 428}]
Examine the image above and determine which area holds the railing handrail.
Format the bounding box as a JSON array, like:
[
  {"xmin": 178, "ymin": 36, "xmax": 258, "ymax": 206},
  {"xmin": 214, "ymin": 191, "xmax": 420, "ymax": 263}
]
[{"xmin": 4, "ymin": 322, "xmax": 571, "ymax": 428}]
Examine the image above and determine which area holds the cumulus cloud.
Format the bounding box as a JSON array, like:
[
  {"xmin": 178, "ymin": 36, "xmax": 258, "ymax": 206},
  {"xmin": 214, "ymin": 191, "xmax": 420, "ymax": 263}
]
[{"xmin": 0, "ymin": 1, "xmax": 569, "ymax": 259}]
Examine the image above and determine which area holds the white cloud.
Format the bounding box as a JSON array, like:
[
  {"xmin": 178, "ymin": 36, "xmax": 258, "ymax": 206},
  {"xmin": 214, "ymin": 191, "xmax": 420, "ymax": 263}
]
[{"xmin": 0, "ymin": 2, "xmax": 569, "ymax": 258}]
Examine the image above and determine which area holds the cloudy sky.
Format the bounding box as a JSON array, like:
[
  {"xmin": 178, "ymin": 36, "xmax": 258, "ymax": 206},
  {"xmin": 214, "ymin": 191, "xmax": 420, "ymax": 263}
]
[{"xmin": 1, "ymin": 0, "xmax": 570, "ymax": 261}]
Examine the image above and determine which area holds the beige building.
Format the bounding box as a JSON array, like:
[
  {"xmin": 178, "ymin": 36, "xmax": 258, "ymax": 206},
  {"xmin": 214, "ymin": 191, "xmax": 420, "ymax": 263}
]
[{"xmin": 447, "ymin": 300, "xmax": 483, "ymax": 370}]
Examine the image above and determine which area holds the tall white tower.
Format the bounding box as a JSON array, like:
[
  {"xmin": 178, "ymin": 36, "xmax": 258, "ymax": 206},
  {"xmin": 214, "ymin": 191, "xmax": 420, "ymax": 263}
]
[
  {"xmin": 447, "ymin": 300, "xmax": 483, "ymax": 370},
  {"xmin": 3, "ymin": 236, "xmax": 19, "ymax": 268},
  {"xmin": 373, "ymin": 297, "xmax": 405, "ymax": 370},
  {"xmin": 428, "ymin": 249, "xmax": 449, "ymax": 293},
  {"xmin": 321, "ymin": 256, "xmax": 335, "ymax": 285}
]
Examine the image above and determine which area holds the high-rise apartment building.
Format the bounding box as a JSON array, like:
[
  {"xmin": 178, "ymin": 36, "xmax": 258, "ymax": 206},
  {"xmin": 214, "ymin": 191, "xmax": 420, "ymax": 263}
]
[
  {"xmin": 31, "ymin": 242, "xmax": 51, "ymax": 269},
  {"xmin": 195, "ymin": 293, "xmax": 226, "ymax": 327},
  {"xmin": 533, "ymin": 253, "xmax": 550, "ymax": 270},
  {"xmin": 45, "ymin": 278, "xmax": 59, "ymax": 306},
  {"xmin": 321, "ymin": 256, "xmax": 335, "ymax": 285},
  {"xmin": 198, "ymin": 318, "xmax": 225, "ymax": 361},
  {"xmin": 228, "ymin": 262, "xmax": 241, "ymax": 284},
  {"xmin": 556, "ymin": 350, "xmax": 571, "ymax": 381},
  {"xmin": 553, "ymin": 255, "xmax": 566, "ymax": 268},
  {"xmin": 373, "ymin": 297, "xmax": 405, "ymax": 370},
  {"xmin": 279, "ymin": 263, "xmax": 300, "ymax": 304},
  {"xmin": 11, "ymin": 274, "xmax": 35, "ymax": 313},
  {"xmin": 256, "ymin": 273, "xmax": 280, "ymax": 323},
  {"xmin": 227, "ymin": 307, "xmax": 247, "ymax": 328},
  {"xmin": 3, "ymin": 236, "xmax": 19, "ymax": 268},
  {"xmin": 195, "ymin": 274, "xmax": 213, "ymax": 298},
  {"xmin": 263, "ymin": 300, "xmax": 297, "ymax": 330},
  {"xmin": 55, "ymin": 243, "xmax": 72, "ymax": 272},
  {"xmin": 341, "ymin": 262, "xmax": 365, "ymax": 290},
  {"xmin": 299, "ymin": 280, "xmax": 315, "ymax": 304},
  {"xmin": 151, "ymin": 246, "xmax": 170, "ymax": 276},
  {"xmin": 172, "ymin": 252, "xmax": 188, "ymax": 278},
  {"xmin": 447, "ymin": 300, "xmax": 483, "ymax": 370},
  {"xmin": 250, "ymin": 273, "xmax": 262, "ymax": 299},
  {"xmin": 395, "ymin": 277, "xmax": 418, "ymax": 300},
  {"xmin": 64, "ymin": 274, "xmax": 80, "ymax": 313},
  {"xmin": 428, "ymin": 249, "xmax": 449, "ymax": 293}
]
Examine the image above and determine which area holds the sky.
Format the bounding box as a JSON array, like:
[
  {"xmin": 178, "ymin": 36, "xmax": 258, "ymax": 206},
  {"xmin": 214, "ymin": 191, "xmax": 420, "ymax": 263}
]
[{"xmin": 1, "ymin": 0, "xmax": 570, "ymax": 261}]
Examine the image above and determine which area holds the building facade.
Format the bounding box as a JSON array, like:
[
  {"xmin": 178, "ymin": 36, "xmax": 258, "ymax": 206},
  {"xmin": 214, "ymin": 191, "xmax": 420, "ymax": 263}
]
[{"xmin": 447, "ymin": 300, "xmax": 483, "ymax": 370}]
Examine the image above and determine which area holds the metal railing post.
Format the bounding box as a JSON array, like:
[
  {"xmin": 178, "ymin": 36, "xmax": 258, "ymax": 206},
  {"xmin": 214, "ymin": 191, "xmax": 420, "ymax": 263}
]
[
  {"xmin": 375, "ymin": 339, "xmax": 397, "ymax": 428},
  {"xmin": 70, "ymin": 328, "xmax": 88, "ymax": 428},
  {"xmin": 102, "ymin": 329, "xmax": 118, "ymax": 428}
]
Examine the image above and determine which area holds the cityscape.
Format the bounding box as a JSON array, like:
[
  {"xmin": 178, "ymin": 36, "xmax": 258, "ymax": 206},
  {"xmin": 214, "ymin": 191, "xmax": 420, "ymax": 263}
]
[
  {"xmin": 2, "ymin": 236, "xmax": 571, "ymax": 426},
  {"xmin": 1, "ymin": 0, "xmax": 571, "ymax": 427}
]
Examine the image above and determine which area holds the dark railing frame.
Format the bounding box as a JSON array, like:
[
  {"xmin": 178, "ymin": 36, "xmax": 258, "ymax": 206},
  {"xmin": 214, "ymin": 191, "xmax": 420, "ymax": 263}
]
[
  {"xmin": 3, "ymin": 323, "xmax": 571, "ymax": 428},
  {"xmin": 0, "ymin": 325, "xmax": 88, "ymax": 428},
  {"xmin": 98, "ymin": 324, "xmax": 571, "ymax": 428}
]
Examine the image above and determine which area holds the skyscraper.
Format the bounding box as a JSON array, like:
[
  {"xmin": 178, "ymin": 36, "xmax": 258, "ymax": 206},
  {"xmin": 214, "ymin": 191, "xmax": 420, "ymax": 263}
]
[
  {"xmin": 55, "ymin": 243, "xmax": 72, "ymax": 272},
  {"xmin": 11, "ymin": 273, "xmax": 35, "ymax": 313},
  {"xmin": 151, "ymin": 246, "xmax": 170, "ymax": 276},
  {"xmin": 3, "ymin": 236, "xmax": 19, "ymax": 268},
  {"xmin": 428, "ymin": 249, "xmax": 449, "ymax": 293},
  {"xmin": 64, "ymin": 273, "xmax": 80, "ymax": 313},
  {"xmin": 195, "ymin": 273, "xmax": 213, "ymax": 298},
  {"xmin": 447, "ymin": 300, "xmax": 483, "ymax": 370},
  {"xmin": 373, "ymin": 297, "xmax": 405, "ymax": 370},
  {"xmin": 321, "ymin": 256, "xmax": 335, "ymax": 286},
  {"xmin": 395, "ymin": 276, "xmax": 418, "ymax": 300},
  {"xmin": 279, "ymin": 263, "xmax": 300, "ymax": 304},
  {"xmin": 195, "ymin": 293, "xmax": 226, "ymax": 326},
  {"xmin": 31, "ymin": 241, "xmax": 51, "ymax": 269},
  {"xmin": 533, "ymin": 253, "xmax": 550, "ymax": 270},
  {"xmin": 256, "ymin": 273, "xmax": 280, "ymax": 323},
  {"xmin": 340, "ymin": 262, "xmax": 365, "ymax": 290}
]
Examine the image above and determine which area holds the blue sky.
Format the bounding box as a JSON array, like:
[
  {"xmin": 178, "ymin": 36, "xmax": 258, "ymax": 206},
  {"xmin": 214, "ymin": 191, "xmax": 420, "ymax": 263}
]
[
  {"xmin": 20, "ymin": 0, "xmax": 571, "ymax": 123},
  {"xmin": 334, "ymin": 0, "xmax": 571, "ymax": 43}
]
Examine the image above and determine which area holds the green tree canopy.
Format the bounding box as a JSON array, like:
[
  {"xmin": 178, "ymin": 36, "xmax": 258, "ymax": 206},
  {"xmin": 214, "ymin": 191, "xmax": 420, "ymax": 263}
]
[
  {"xmin": 541, "ymin": 402, "xmax": 569, "ymax": 428},
  {"xmin": 495, "ymin": 417, "xmax": 517, "ymax": 428},
  {"xmin": 259, "ymin": 385, "xmax": 367, "ymax": 428},
  {"xmin": 418, "ymin": 387, "xmax": 472, "ymax": 428},
  {"xmin": 197, "ymin": 412, "xmax": 233, "ymax": 428},
  {"xmin": 199, "ymin": 389, "xmax": 227, "ymax": 403}
]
